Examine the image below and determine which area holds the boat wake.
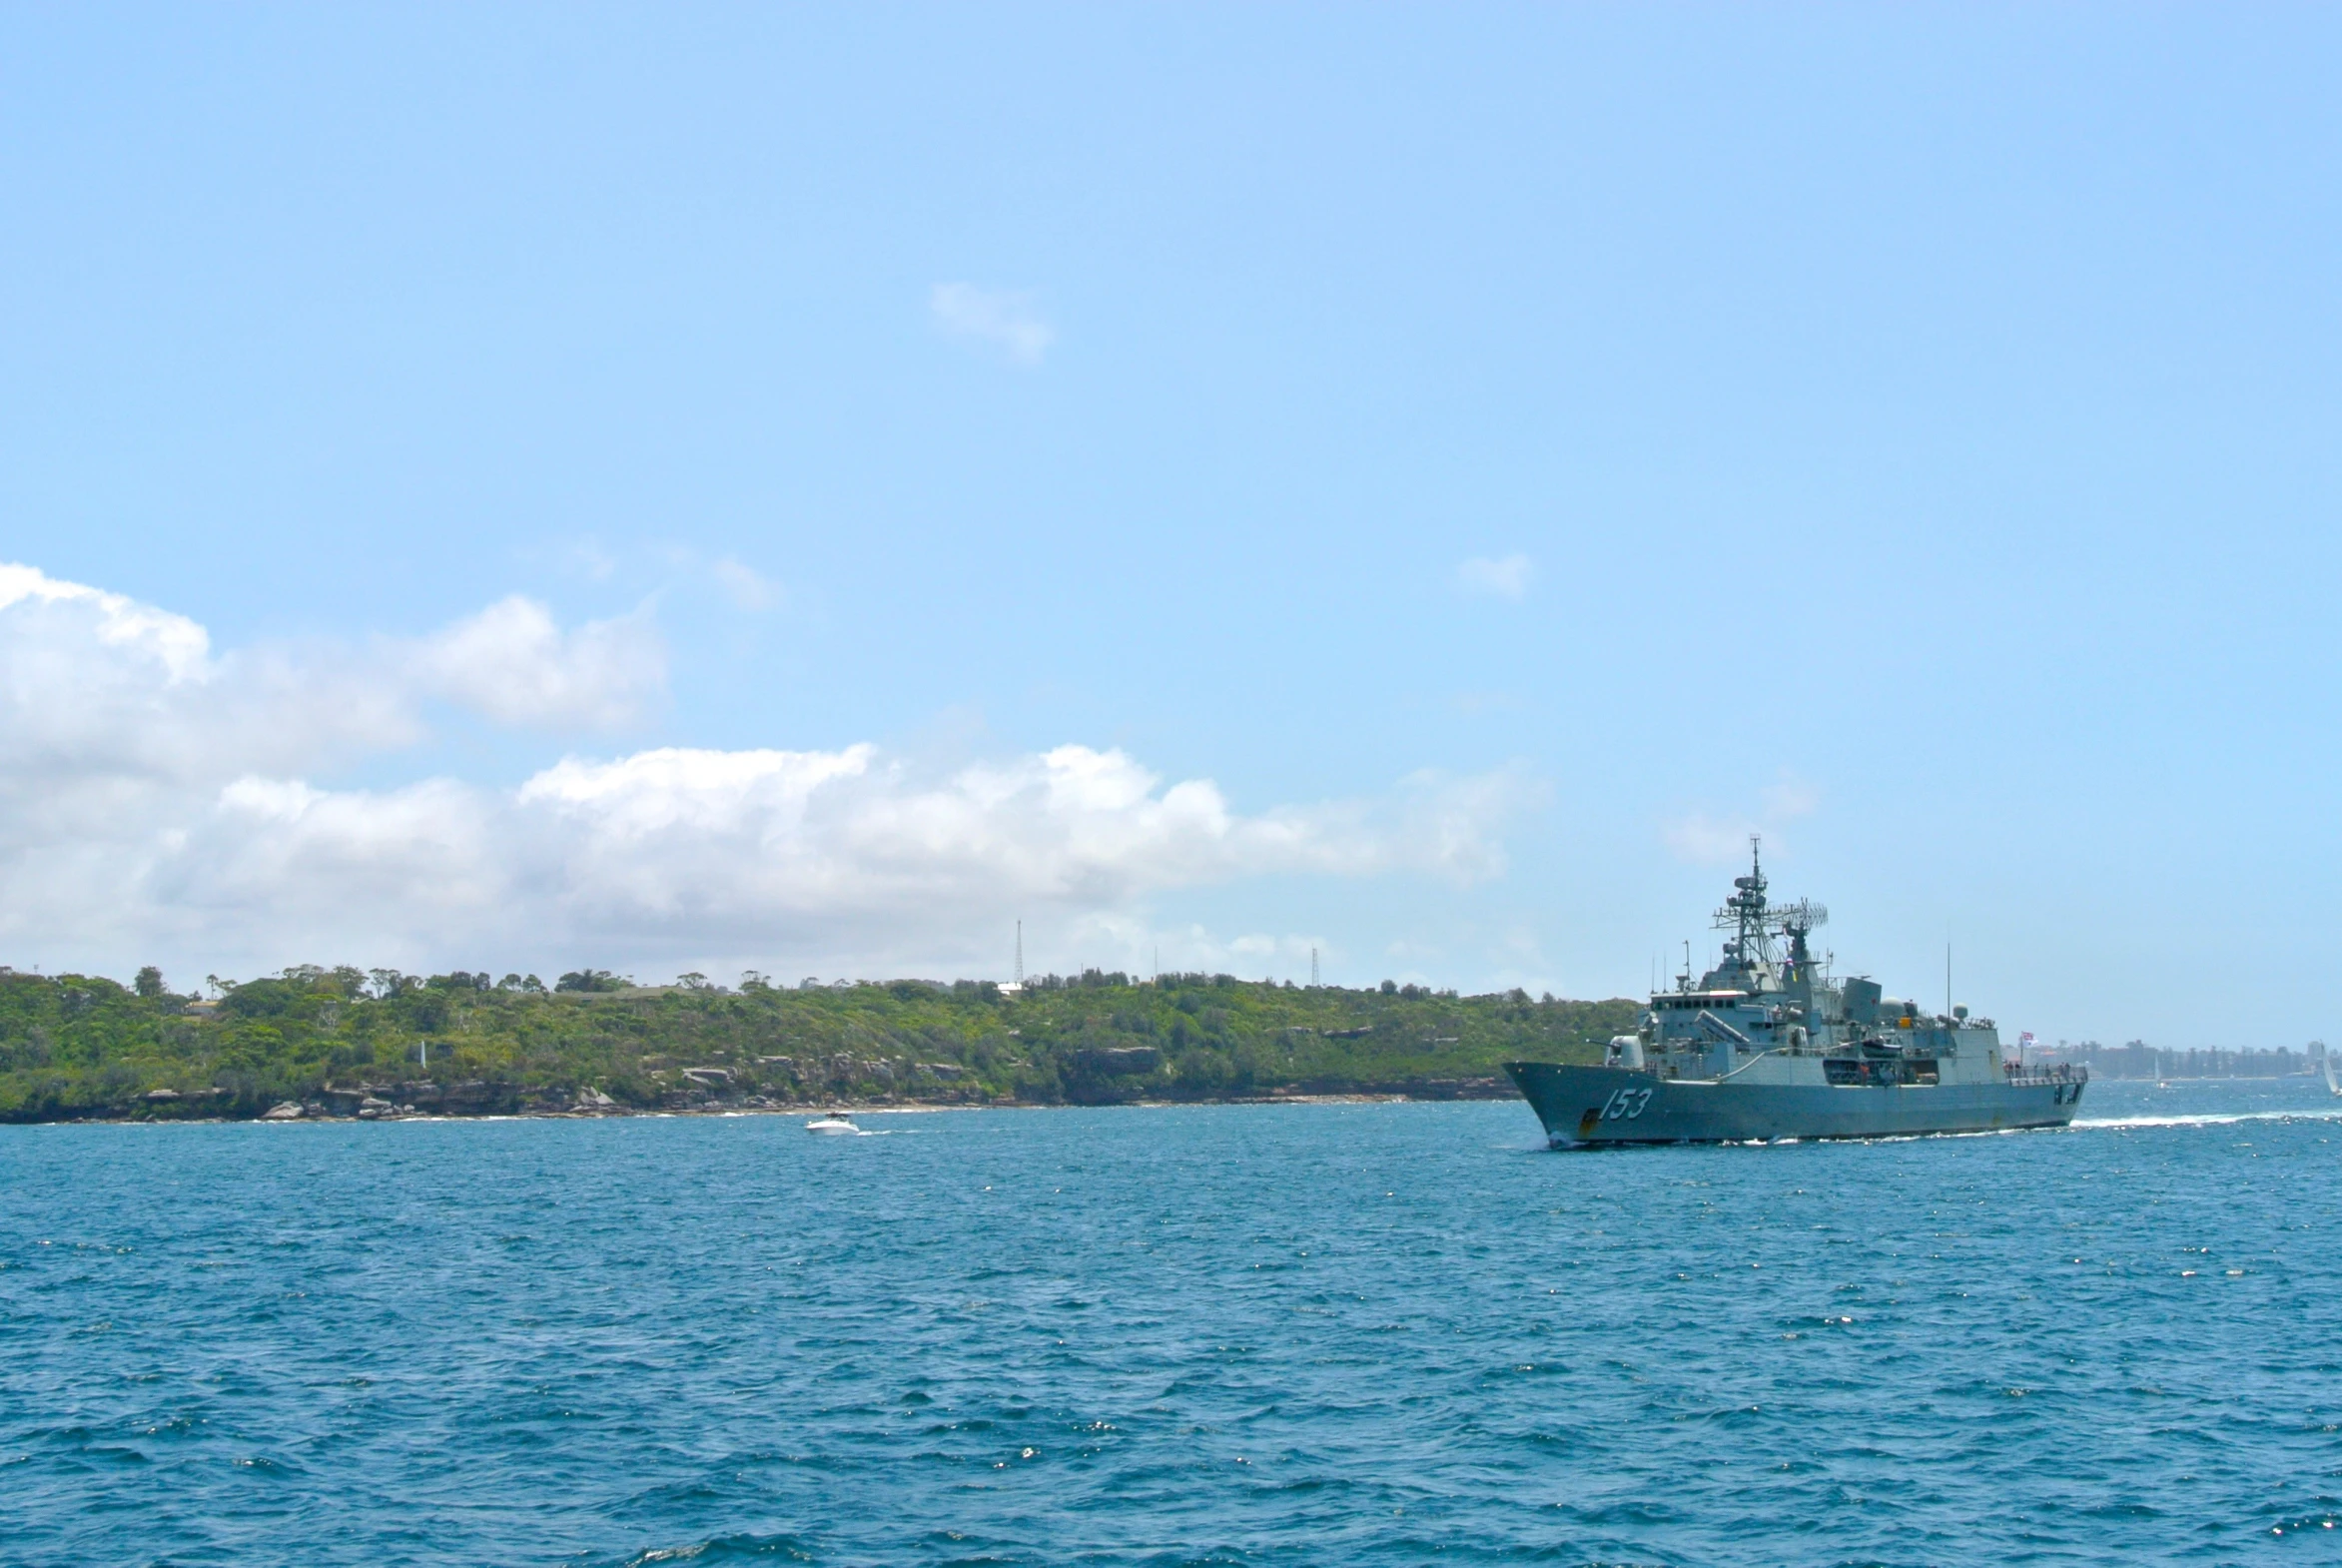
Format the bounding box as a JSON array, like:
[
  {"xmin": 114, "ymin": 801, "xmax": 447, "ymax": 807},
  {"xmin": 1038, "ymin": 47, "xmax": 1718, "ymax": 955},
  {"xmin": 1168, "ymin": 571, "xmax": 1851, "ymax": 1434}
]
[{"xmin": 2073, "ymin": 1108, "xmax": 2342, "ymax": 1130}]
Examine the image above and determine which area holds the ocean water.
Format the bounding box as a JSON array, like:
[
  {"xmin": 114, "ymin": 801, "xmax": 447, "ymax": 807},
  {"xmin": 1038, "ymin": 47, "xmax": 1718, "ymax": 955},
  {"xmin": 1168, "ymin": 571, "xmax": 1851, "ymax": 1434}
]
[{"xmin": 3, "ymin": 1082, "xmax": 2337, "ymax": 1567}]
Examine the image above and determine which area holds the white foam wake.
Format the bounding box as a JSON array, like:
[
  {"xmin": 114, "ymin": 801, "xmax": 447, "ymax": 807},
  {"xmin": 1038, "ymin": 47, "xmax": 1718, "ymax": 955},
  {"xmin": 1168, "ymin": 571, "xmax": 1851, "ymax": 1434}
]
[{"xmin": 2073, "ymin": 1108, "xmax": 2342, "ymax": 1130}]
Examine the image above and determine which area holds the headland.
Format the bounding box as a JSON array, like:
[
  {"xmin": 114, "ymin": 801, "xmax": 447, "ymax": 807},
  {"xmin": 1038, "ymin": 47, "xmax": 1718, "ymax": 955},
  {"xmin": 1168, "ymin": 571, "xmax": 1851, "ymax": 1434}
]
[{"xmin": 0, "ymin": 965, "xmax": 1633, "ymax": 1124}]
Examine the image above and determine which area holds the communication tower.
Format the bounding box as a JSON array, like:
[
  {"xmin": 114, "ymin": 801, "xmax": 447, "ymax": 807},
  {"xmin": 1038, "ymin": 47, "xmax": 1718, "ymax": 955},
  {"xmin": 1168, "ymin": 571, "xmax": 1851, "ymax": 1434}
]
[{"xmin": 1709, "ymin": 836, "xmax": 1826, "ymax": 978}]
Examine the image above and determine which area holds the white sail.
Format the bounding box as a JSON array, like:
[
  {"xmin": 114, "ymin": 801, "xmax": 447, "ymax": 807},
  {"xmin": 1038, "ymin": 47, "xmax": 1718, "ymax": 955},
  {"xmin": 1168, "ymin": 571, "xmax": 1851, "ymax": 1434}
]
[{"xmin": 2323, "ymin": 1043, "xmax": 2340, "ymax": 1098}]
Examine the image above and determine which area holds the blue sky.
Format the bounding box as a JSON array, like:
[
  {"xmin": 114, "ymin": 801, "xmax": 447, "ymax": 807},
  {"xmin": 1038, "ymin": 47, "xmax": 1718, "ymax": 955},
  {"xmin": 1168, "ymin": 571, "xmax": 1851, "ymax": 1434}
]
[{"xmin": 2, "ymin": 5, "xmax": 2337, "ymax": 1047}]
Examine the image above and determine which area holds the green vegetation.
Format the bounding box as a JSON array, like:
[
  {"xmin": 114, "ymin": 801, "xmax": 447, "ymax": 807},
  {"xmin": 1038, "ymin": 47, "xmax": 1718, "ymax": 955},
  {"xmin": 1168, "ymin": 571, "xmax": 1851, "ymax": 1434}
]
[{"xmin": 0, "ymin": 965, "xmax": 1630, "ymax": 1123}]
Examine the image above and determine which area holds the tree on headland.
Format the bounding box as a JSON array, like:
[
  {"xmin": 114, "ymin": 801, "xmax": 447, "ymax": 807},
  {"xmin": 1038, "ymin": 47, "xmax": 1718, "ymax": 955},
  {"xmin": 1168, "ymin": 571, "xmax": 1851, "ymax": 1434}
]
[
  {"xmin": 0, "ymin": 961, "xmax": 1643, "ymax": 1122},
  {"xmin": 555, "ymin": 970, "xmax": 626, "ymax": 993}
]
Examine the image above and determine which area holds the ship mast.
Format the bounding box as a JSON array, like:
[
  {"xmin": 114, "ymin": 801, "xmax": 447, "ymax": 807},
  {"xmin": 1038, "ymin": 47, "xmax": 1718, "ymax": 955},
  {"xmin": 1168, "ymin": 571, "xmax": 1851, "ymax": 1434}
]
[
  {"xmin": 1724, "ymin": 836, "xmax": 1769, "ymax": 958},
  {"xmin": 1710, "ymin": 836, "xmax": 1826, "ymax": 992}
]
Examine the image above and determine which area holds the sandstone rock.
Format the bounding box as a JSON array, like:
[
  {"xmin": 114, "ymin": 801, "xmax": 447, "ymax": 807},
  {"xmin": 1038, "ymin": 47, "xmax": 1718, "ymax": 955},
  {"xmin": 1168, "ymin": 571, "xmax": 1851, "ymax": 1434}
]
[
  {"xmin": 262, "ymin": 1102, "xmax": 305, "ymax": 1121},
  {"xmin": 429, "ymin": 1080, "xmax": 518, "ymax": 1114}
]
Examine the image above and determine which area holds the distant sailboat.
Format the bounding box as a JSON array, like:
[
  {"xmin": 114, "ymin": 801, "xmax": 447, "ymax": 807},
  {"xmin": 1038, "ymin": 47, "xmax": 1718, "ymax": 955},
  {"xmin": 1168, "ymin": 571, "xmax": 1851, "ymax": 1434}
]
[{"xmin": 2322, "ymin": 1043, "xmax": 2340, "ymax": 1098}]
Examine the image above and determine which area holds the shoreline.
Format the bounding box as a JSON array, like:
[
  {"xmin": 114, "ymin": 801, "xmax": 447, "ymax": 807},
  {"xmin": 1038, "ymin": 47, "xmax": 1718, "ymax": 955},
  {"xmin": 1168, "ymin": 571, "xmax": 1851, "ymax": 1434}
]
[
  {"xmin": 0, "ymin": 970, "xmax": 1630, "ymax": 1130},
  {"xmin": 2, "ymin": 1087, "xmax": 1523, "ymax": 1128}
]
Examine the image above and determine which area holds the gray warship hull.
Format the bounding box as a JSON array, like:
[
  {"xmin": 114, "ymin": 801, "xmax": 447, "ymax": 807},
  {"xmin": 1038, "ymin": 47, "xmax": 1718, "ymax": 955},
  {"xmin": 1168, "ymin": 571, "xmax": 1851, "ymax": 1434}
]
[
  {"xmin": 1506, "ymin": 1061, "xmax": 2084, "ymax": 1148},
  {"xmin": 1516, "ymin": 844, "xmax": 2087, "ymax": 1148}
]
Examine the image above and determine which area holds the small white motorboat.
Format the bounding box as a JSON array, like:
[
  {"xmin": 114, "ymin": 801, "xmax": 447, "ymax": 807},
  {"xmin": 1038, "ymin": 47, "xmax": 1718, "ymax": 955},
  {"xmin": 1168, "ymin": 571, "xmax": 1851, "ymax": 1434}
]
[{"xmin": 805, "ymin": 1111, "xmax": 860, "ymax": 1136}]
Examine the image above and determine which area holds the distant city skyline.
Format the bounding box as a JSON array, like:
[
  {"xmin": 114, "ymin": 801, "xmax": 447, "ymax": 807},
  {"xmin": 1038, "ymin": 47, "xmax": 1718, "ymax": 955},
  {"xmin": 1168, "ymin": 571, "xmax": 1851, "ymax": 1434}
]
[{"xmin": 3, "ymin": 6, "xmax": 2340, "ymax": 1047}]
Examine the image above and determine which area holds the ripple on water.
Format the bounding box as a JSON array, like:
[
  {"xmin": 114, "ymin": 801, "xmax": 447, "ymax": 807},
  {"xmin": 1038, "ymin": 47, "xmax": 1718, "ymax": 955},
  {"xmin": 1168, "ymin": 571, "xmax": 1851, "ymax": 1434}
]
[{"xmin": 2, "ymin": 1082, "xmax": 2339, "ymax": 1565}]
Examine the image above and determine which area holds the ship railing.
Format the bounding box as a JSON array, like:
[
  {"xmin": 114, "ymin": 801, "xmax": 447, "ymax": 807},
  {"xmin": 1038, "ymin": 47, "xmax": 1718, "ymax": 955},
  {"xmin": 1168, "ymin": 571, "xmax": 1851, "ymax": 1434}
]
[
  {"xmin": 1656, "ymin": 1039, "xmax": 1833, "ymax": 1066},
  {"xmin": 2002, "ymin": 1063, "xmax": 2088, "ymax": 1087}
]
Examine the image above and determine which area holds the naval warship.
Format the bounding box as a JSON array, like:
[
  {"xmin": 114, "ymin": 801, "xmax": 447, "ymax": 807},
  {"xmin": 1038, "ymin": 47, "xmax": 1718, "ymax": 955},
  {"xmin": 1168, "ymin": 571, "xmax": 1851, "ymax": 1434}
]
[{"xmin": 1506, "ymin": 845, "xmax": 2085, "ymax": 1146}]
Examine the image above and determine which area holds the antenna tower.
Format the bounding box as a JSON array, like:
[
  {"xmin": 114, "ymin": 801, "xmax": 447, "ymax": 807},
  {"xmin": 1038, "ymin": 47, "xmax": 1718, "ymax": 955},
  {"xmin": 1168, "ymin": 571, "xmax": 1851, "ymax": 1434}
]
[
  {"xmin": 1310, "ymin": 947, "xmax": 1320, "ymax": 988},
  {"xmin": 1709, "ymin": 836, "xmax": 1826, "ymax": 973},
  {"xmin": 1015, "ymin": 921, "xmax": 1024, "ymax": 986}
]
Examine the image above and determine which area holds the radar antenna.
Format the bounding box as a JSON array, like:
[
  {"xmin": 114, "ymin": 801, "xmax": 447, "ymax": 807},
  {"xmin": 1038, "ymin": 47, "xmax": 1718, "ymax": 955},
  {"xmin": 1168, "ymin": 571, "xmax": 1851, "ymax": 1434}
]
[
  {"xmin": 1775, "ymin": 898, "xmax": 1828, "ymax": 980},
  {"xmin": 1775, "ymin": 899, "xmax": 1829, "ymax": 939},
  {"xmin": 1707, "ymin": 837, "xmax": 1827, "ymax": 976}
]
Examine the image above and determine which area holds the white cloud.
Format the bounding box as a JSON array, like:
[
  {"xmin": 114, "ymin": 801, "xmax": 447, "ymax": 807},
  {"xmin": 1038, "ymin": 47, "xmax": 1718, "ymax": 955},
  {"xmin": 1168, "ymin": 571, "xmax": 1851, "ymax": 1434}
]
[
  {"xmin": 561, "ymin": 541, "xmax": 780, "ymax": 615},
  {"xmin": 930, "ymin": 283, "xmax": 1055, "ymax": 366},
  {"xmin": 1661, "ymin": 811, "xmax": 1764, "ymax": 866},
  {"xmin": 0, "ymin": 564, "xmax": 416, "ymax": 810},
  {"xmin": 119, "ymin": 745, "xmax": 1526, "ymax": 975},
  {"xmin": 0, "ymin": 564, "xmax": 1533, "ymax": 981},
  {"xmin": 1455, "ymin": 553, "xmax": 1533, "ymax": 600},
  {"xmin": 711, "ymin": 557, "xmax": 780, "ymax": 612},
  {"xmin": 949, "ymin": 916, "xmax": 1338, "ymax": 988},
  {"xmin": 1761, "ymin": 777, "xmax": 1821, "ymax": 820},
  {"xmin": 1662, "ymin": 774, "xmax": 1821, "ymax": 865},
  {"xmin": 565, "ymin": 539, "xmax": 618, "ymax": 582},
  {"xmin": 179, "ymin": 776, "xmax": 507, "ymax": 920},
  {"xmin": 492, "ymin": 744, "xmax": 1522, "ymax": 948},
  {"xmin": 0, "ymin": 562, "xmax": 210, "ymax": 680},
  {"xmin": 405, "ymin": 595, "xmax": 664, "ymax": 730}
]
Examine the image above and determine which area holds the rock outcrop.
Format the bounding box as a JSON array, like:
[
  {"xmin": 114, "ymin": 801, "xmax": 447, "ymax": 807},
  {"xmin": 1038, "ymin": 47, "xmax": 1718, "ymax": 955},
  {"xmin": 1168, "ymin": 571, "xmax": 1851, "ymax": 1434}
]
[{"xmin": 1073, "ymin": 1046, "xmax": 1162, "ymax": 1076}]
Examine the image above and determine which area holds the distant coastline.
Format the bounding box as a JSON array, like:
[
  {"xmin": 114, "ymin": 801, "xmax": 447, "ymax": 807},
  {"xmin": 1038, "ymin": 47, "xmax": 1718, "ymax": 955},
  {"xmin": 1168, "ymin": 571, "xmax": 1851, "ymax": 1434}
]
[
  {"xmin": 98, "ymin": 1088, "xmax": 1527, "ymax": 1127},
  {"xmin": 0, "ymin": 965, "xmax": 1628, "ymax": 1126}
]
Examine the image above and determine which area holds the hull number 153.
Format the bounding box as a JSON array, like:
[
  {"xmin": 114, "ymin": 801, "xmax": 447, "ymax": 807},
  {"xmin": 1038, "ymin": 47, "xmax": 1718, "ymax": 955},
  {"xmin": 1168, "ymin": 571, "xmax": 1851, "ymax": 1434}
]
[{"xmin": 1602, "ymin": 1087, "xmax": 1654, "ymax": 1121}]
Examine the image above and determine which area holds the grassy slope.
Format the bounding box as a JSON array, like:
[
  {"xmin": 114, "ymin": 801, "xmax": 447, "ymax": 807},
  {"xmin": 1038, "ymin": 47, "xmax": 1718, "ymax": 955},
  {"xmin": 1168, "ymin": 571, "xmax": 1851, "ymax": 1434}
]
[{"xmin": 0, "ymin": 969, "xmax": 1632, "ymax": 1122}]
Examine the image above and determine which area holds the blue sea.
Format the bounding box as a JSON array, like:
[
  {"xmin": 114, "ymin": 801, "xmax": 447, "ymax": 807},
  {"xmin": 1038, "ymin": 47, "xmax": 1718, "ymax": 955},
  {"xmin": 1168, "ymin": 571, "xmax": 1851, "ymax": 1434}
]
[{"xmin": 3, "ymin": 1082, "xmax": 2337, "ymax": 1566}]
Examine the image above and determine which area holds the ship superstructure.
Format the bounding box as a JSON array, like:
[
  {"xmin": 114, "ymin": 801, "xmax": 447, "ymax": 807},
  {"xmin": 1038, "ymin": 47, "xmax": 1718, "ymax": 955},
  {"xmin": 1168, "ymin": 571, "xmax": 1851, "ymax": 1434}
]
[{"xmin": 1505, "ymin": 843, "xmax": 2084, "ymax": 1146}]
